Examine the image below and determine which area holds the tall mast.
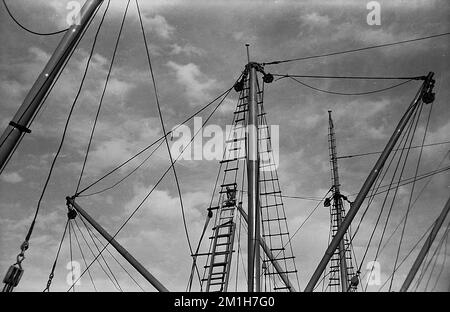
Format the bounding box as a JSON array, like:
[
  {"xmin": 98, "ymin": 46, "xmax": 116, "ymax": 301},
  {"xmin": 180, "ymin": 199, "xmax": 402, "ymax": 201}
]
[
  {"xmin": 327, "ymin": 111, "xmax": 349, "ymax": 291},
  {"xmin": 0, "ymin": 0, "xmax": 104, "ymax": 173},
  {"xmin": 304, "ymin": 72, "xmax": 435, "ymax": 292},
  {"xmin": 400, "ymin": 195, "xmax": 450, "ymax": 292},
  {"xmin": 247, "ymin": 62, "xmax": 261, "ymax": 292}
]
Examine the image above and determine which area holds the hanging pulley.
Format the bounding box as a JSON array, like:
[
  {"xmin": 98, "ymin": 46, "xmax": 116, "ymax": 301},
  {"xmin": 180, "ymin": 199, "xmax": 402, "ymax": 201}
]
[
  {"xmin": 2, "ymin": 244, "xmax": 26, "ymax": 292},
  {"xmin": 422, "ymin": 77, "xmax": 435, "ymax": 104}
]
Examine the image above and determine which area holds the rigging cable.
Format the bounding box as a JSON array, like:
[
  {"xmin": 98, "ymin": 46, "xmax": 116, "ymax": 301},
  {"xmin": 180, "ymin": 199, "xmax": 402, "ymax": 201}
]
[
  {"xmin": 135, "ymin": 0, "xmax": 199, "ymax": 282},
  {"xmin": 68, "ymin": 85, "xmax": 234, "ymax": 291},
  {"xmin": 80, "ymin": 139, "xmax": 165, "ymax": 197},
  {"xmin": 431, "ymin": 231, "xmax": 448, "ymax": 291},
  {"xmin": 262, "ymin": 32, "xmax": 450, "ymax": 65},
  {"xmin": 75, "ymin": 0, "xmax": 125, "ymax": 194},
  {"xmin": 413, "ymin": 222, "xmax": 449, "ymax": 291},
  {"xmin": 2, "ymin": 0, "xmax": 69, "ymax": 36},
  {"xmin": 5, "ymin": 1, "xmax": 108, "ymax": 288},
  {"xmin": 390, "ymin": 101, "xmax": 433, "ymax": 291},
  {"xmin": 0, "ymin": 1, "xmax": 105, "ymax": 173},
  {"xmin": 75, "ymin": 87, "xmax": 234, "ymax": 196},
  {"xmin": 43, "ymin": 219, "xmax": 69, "ymax": 292},
  {"xmin": 273, "ymin": 73, "xmax": 425, "ymax": 80},
  {"xmin": 71, "ymin": 219, "xmax": 97, "ymax": 291},
  {"xmin": 77, "ymin": 217, "xmax": 145, "ymax": 292},
  {"xmin": 73, "ymin": 218, "xmax": 123, "ymax": 291},
  {"xmin": 376, "ymin": 221, "xmax": 435, "ymax": 291},
  {"xmin": 378, "ymin": 150, "xmax": 450, "ymax": 256},
  {"xmin": 337, "ymin": 141, "xmax": 450, "ymax": 160},
  {"xmin": 423, "ymin": 229, "xmax": 447, "ymax": 291},
  {"xmin": 361, "ymin": 100, "xmax": 423, "ymax": 290},
  {"xmin": 68, "ymin": 219, "xmax": 74, "ymax": 292},
  {"xmin": 337, "ymin": 81, "xmax": 426, "ymax": 286},
  {"xmin": 287, "ymin": 76, "xmax": 415, "ymax": 96},
  {"xmin": 387, "ymin": 102, "xmax": 424, "ymax": 291}
]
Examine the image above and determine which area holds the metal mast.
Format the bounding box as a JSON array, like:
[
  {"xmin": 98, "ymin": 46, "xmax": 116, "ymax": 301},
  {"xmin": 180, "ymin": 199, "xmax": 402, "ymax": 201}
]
[
  {"xmin": 0, "ymin": 0, "xmax": 104, "ymax": 173},
  {"xmin": 247, "ymin": 62, "xmax": 261, "ymax": 292},
  {"xmin": 66, "ymin": 197, "xmax": 169, "ymax": 292},
  {"xmin": 327, "ymin": 111, "xmax": 354, "ymax": 291},
  {"xmin": 304, "ymin": 72, "xmax": 435, "ymax": 292},
  {"xmin": 400, "ymin": 195, "xmax": 450, "ymax": 292}
]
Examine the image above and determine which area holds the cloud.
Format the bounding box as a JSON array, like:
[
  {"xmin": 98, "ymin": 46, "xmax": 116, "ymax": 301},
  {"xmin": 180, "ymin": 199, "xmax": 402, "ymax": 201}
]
[
  {"xmin": 302, "ymin": 12, "xmax": 330, "ymax": 27},
  {"xmin": 142, "ymin": 14, "xmax": 175, "ymax": 40},
  {"xmin": 169, "ymin": 43, "xmax": 205, "ymax": 57},
  {"xmin": 166, "ymin": 61, "xmax": 219, "ymax": 106},
  {"xmin": 0, "ymin": 172, "xmax": 23, "ymax": 184}
]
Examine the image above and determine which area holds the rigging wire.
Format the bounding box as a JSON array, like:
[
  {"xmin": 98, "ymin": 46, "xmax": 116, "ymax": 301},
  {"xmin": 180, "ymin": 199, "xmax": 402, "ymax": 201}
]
[
  {"xmin": 378, "ymin": 150, "xmax": 450, "ymax": 255},
  {"xmin": 73, "ymin": 218, "xmax": 122, "ymax": 291},
  {"xmin": 376, "ymin": 221, "xmax": 435, "ymax": 291},
  {"xmin": 273, "ymin": 73, "xmax": 425, "ymax": 80},
  {"xmin": 431, "ymin": 231, "xmax": 448, "ymax": 291},
  {"xmin": 423, "ymin": 230, "xmax": 446, "ymax": 291},
  {"xmin": 413, "ymin": 223, "xmax": 450, "ymax": 291},
  {"xmin": 75, "ymin": 0, "xmax": 125, "ymax": 194},
  {"xmin": 79, "ymin": 217, "xmax": 146, "ymax": 292},
  {"xmin": 75, "ymin": 87, "xmax": 234, "ymax": 196},
  {"xmin": 337, "ymin": 141, "xmax": 450, "ymax": 159},
  {"xmin": 135, "ymin": 0, "xmax": 199, "ymax": 282},
  {"xmin": 391, "ymin": 101, "xmax": 433, "ymax": 291},
  {"xmin": 71, "ymin": 219, "xmax": 97, "ymax": 291},
  {"xmin": 15, "ymin": 0, "xmax": 108, "ymax": 255},
  {"xmin": 2, "ymin": 0, "xmax": 69, "ymax": 36},
  {"xmin": 349, "ymin": 165, "xmax": 450, "ymax": 199},
  {"xmin": 77, "ymin": 217, "xmax": 123, "ymax": 292},
  {"xmin": 68, "ymin": 85, "xmax": 234, "ymax": 291},
  {"xmin": 262, "ymin": 32, "xmax": 450, "ymax": 65},
  {"xmin": 287, "ymin": 76, "xmax": 415, "ymax": 96},
  {"xmin": 338, "ymin": 82, "xmax": 425, "ymax": 285},
  {"xmin": 0, "ymin": 1, "xmax": 105, "ymax": 173},
  {"xmin": 43, "ymin": 219, "xmax": 69, "ymax": 292},
  {"xmin": 80, "ymin": 139, "xmax": 165, "ymax": 197},
  {"xmin": 358, "ymin": 101, "xmax": 422, "ymax": 291},
  {"xmin": 68, "ymin": 219, "xmax": 74, "ymax": 292}
]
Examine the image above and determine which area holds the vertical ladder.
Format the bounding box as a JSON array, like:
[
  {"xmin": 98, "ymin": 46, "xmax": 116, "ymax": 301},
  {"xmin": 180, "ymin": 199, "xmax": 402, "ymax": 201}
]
[
  {"xmin": 204, "ymin": 189, "xmax": 237, "ymax": 292},
  {"xmin": 257, "ymin": 81, "xmax": 299, "ymax": 292},
  {"xmin": 199, "ymin": 76, "xmax": 250, "ymax": 292}
]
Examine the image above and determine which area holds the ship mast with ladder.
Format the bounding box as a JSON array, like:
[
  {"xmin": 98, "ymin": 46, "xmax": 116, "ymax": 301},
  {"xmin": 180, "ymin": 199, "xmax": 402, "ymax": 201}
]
[
  {"xmin": 324, "ymin": 111, "xmax": 358, "ymax": 292},
  {"xmin": 0, "ymin": 0, "xmax": 448, "ymax": 293}
]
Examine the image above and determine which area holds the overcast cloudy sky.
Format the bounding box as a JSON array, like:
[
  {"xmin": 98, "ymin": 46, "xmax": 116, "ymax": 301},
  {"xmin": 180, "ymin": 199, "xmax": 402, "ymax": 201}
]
[{"xmin": 0, "ymin": 0, "xmax": 449, "ymax": 292}]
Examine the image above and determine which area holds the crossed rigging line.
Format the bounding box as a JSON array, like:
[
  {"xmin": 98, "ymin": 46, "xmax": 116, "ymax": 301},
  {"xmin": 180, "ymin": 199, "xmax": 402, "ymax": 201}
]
[
  {"xmin": 262, "ymin": 31, "xmax": 450, "ymax": 65},
  {"xmin": 4, "ymin": 0, "xmax": 448, "ymax": 293},
  {"xmin": 283, "ymin": 76, "xmax": 416, "ymax": 96},
  {"xmin": 15, "ymin": 0, "xmax": 109, "ymax": 257},
  {"xmin": 2, "ymin": 0, "xmax": 69, "ymax": 36},
  {"xmin": 67, "ymin": 85, "xmax": 235, "ymax": 291}
]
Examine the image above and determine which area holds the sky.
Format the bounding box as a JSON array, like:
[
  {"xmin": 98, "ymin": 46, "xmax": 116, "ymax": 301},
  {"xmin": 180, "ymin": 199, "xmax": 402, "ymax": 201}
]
[{"xmin": 0, "ymin": 0, "xmax": 449, "ymax": 292}]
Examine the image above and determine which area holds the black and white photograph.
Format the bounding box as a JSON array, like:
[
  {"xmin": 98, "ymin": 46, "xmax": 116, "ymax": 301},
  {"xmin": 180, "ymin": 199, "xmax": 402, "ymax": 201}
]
[{"xmin": 0, "ymin": 0, "xmax": 448, "ymax": 304}]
